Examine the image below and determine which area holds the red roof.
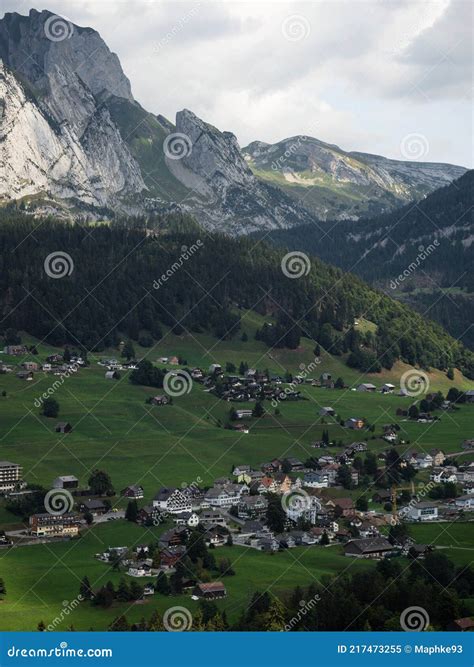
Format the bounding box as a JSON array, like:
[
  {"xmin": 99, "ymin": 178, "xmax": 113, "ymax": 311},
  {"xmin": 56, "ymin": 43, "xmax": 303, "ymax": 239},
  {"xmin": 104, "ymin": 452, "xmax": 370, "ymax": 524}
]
[{"xmin": 197, "ymin": 582, "xmax": 226, "ymax": 592}]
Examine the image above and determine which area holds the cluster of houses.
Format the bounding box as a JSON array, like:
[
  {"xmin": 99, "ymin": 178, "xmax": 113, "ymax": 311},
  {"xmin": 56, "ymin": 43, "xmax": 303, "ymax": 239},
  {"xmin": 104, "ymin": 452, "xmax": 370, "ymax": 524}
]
[{"xmin": 1, "ymin": 351, "xmax": 85, "ymax": 381}]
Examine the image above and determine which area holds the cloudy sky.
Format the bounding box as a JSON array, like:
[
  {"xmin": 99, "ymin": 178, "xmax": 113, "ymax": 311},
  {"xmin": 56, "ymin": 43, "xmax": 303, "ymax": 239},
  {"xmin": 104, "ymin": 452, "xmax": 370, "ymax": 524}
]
[{"xmin": 3, "ymin": 0, "xmax": 473, "ymax": 165}]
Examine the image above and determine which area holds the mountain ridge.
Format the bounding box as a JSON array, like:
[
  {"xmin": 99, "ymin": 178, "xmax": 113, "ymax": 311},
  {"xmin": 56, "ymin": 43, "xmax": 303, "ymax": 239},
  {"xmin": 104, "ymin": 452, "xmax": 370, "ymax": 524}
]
[{"xmin": 0, "ymin": 8, "xmax": 468, "ymax": 233}]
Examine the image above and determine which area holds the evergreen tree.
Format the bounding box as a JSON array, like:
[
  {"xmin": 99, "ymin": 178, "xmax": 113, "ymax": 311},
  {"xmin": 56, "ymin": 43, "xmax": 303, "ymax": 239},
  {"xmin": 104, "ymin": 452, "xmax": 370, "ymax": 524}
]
[
  {"xmin": 125, "ymin": 500, "xmax": 138, "ymax": 522},
  {"xmin": 155, "ymin": 571, "xmax": 171, "ymax": 595},
  {"xmin": 41, "ymin": 397, "xmax": 59, "ymax": 418}
]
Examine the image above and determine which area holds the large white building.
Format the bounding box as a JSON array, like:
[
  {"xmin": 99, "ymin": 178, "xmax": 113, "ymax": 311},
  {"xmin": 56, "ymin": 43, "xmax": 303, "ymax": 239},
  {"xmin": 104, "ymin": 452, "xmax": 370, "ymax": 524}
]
[{"xmin": 0, "ymin": 461, "xmax": 23, "ymax": 493}]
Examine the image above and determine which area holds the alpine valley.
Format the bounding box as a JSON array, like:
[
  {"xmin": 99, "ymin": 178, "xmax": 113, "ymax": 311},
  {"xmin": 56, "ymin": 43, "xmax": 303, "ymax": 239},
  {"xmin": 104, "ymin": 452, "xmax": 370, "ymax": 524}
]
[{"xmin": 0, "ymin": 6, "xmax": 473, "ymax": 638}]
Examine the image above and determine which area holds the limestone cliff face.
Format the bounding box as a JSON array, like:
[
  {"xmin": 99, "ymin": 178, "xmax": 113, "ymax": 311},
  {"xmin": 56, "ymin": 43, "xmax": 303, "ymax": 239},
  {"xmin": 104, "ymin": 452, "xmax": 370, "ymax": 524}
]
[
  {"xmin": 0, "ymin": 9, "xmax": 144, "ymax": 211},
  {"xmin": 0, "ymin": 9, "xmax": 467, "ymax": 231}
]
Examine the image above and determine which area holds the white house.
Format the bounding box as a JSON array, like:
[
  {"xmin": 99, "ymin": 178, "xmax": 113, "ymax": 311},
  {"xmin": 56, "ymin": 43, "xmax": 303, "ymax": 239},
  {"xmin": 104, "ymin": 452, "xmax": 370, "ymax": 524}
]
[
  {"xmin": 152, "ymin": 488, "xmax": 192, "ymax": 514},
  {"xmin": 455, "ymin": 495, "xmax": 474, "ymax": 510},
  {"xmin": 408, "ymin": 502, "xmax": 438, "ymax": 521}
]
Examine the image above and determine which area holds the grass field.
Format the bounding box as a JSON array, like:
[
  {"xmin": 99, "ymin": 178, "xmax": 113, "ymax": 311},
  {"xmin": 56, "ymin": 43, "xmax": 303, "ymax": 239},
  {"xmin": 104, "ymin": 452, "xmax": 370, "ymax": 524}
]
[{"xmin": 0, "ymin": 317, "xmax": 473, "ymax": 630}]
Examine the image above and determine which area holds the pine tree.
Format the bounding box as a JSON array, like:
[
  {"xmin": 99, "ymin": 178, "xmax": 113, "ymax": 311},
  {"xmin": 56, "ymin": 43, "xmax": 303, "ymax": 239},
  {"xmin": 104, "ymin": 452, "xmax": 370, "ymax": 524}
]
[
  {"xmin": 155, "ymin": 571, "xmax": 171, "ymax": 595},
  {"xmin": 125, "ymin": 500, "xmax": 138, "ymax": 522},
  {"xmin": 79, "ymin": 575, "xmax": 92, "ymax": 600}
]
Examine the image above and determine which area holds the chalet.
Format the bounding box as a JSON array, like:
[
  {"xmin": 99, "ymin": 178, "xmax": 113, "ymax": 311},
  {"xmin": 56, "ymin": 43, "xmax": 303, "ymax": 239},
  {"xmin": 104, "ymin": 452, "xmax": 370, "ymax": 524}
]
[
  {"xmin": 289, "ymin": 530, "xmax": 318, "ymax": 546},
  {"xmin": 121, "ymin": 485, "xmax": 144, "ymax": 499},
  {"xmin": 318, "ymin": 455, "xmax": 335, "ymax": 465},
  {"xmin": 447, "ymin": 617, "xmax": 474, "ymax": 632},
  {"xmin": 232, "ymin": 465, "xmax": 251, "ymax": 477},
  {"xmin": 258, "ymin": 536, "xmax": 279, "ymax": 552},
  {"xmin": 407, "ymin": 501, "xmax": 438, "ymax": 521},
  {"xmin": 203, "ymin": 525, "xmax": 228, "ymax": 547},
  {"xmin": 55, "ymin": 422, "xmax": 73, "ymax": 434},
  {"xmin": 193, "ymin": 582, "xmax": 226, "ymax": 599},
  {"xmin": 465, "ymin": 390, "xmax": 474, "ymax": 403},
  {"xmin": 345, "ymin": 418, "xmax": 364, "ymax": 430},
  {"xmin": 282, "ymin": 457, "xmax": 304, "ymax": 471},
  {"xmin": 357, "ymin": 383, "xmax": 376, "ymax": 392},
  {"xmin": 275, "ymin": 533, "xmax": 296, "ymax": 549},
  {"xmin": 413, "ymin": 453, "xmax": 433, "ymax": 469},
  {"xmin": 29, "ymin": 513, "xmax": 81, "ymax": 538},
  {"xmin": 261, "ymin": 459, "xmax": 282, "ymax": 474},
  {"xmin": 381, "ymin": 383, "xmax": 395, "ymax": 394},
  {"xmin": 273, "ymin": 473, "xmax": 292, "ymax": 494},
  {"xmin": 128, "ymin": 563, "xmax": 152, "ymax": 577},
  {"xmin": 191, "ymin": 368, "xmax": 204, "ymax": 380},
  {"xmin": 16, "ymin": 371, "xmax": 33, "ymax": 380},
  {"xmin": 21, "ymin": 361, "xmax": 39, "ymax": 371},
  {"xmin": 408, "ymin": 544, "xmax": 432, "ymax": 559},
  {"xmin": 152, "ymin": 487, "xmax": 192, "ymax": 514},
  {"xmin": 208, "ymin": 363, "xmax": 222, "ymax": 375},
  {"xmin": 159, "ymin": 546, "xmax": 186, "ymax": 569},
  {"xmin": 173, "ymin": 511, "xmax": 200, "ymax": 528},
  {"xmin": 455, "ymin": 495, "xmax": 474, "ymax": 510},
  {"xmin": 319, "ymin": 406, "xmax": 335, "ymax": 416},
  {"xmin": 159, "ymin": 527, "xmax": 188, "ymax": 549},
  {"xmin": 4, "ymin": 345, "xmax": 27, "ymax": 356},
  {"xmin": 303, "ymin": 470, "xmax": 329, "ymax": 489},
  {"xmin": 333, "ymin": 498, "xmax": 355, "ymax": 517},
  {"xmin": 349, "ymin": 442, "xmax": 367, "ymax": 453},
  {"xmin": 430, "ymin": 449, "xmax": 446, "ymax": 466},
  {"xmin": 53, "ymin": 475, "xmax": 78, "ymax": 490},
  {"xmin": 373, "ymin": 490, "xmax": 392, "ymax": 504},
  {"xmin": 237, "ymin": 495, "xmax": 268, "ymax": 519},
  {"xmin": 344, "ymin": 537, "xmax": 394, "ymax": 559},
  {"xmin": 143, "ymin": 584, "xmax": 155, "ymax": 596},
  {"xmin": 80, "ymin": 499, "xmax": 107, "ymax": 515},
  {"xmin": 138, "ymin": 504, "xmax": 161, "ymax": 525},
  {"xmin": 151, "ymin": 395, "xmax": 169, "ymax": 406}
]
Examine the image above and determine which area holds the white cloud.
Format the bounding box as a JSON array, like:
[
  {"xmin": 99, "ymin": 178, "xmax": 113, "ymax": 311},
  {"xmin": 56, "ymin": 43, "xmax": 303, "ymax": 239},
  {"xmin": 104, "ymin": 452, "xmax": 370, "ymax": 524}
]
[{"xmin": 1, "ymin": 0, "xmax": 472, "ymax": 165}]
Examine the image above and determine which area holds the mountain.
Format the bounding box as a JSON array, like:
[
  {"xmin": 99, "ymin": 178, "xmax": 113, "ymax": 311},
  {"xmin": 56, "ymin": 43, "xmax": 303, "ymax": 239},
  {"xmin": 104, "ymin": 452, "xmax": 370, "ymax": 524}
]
[
  {"xmin": 0, "ymin": 9, "xmax": 316, "ymax": 233},
  {"xmin": 242, "ymin": 136, "xmax": 467, "ymax": 221},
  {"xmin": 0, "ymin": 9, "xmax": 466, "ymax": 234},
  {"xmin": 255, "ymin": 171, "xmax": 474, "ymax": 349},
  {"xmin": 1, "ymin": 207, "xmax": 473, "ymax": 380}
]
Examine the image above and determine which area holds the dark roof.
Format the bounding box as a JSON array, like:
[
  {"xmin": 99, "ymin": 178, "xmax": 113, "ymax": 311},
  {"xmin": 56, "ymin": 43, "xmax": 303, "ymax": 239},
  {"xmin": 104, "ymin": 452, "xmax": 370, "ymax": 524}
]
[{"xmin": 345, "ymin": 537, "xmax": 393, "ymax": 554}]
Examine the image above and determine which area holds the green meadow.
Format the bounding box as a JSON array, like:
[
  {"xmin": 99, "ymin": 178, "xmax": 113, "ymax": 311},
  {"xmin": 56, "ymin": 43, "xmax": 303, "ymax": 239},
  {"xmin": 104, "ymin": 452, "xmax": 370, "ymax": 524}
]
[{"xmin": 0, "ymin": 315, "xmax": 472, "ymax": 629}]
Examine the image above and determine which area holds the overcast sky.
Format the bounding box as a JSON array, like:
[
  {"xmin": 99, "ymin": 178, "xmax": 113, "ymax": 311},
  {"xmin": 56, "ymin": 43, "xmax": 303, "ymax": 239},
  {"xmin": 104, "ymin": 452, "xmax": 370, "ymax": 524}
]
[{"xmin": 3, "ymin": 0, "xmax": 473, "ymax": 166}]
